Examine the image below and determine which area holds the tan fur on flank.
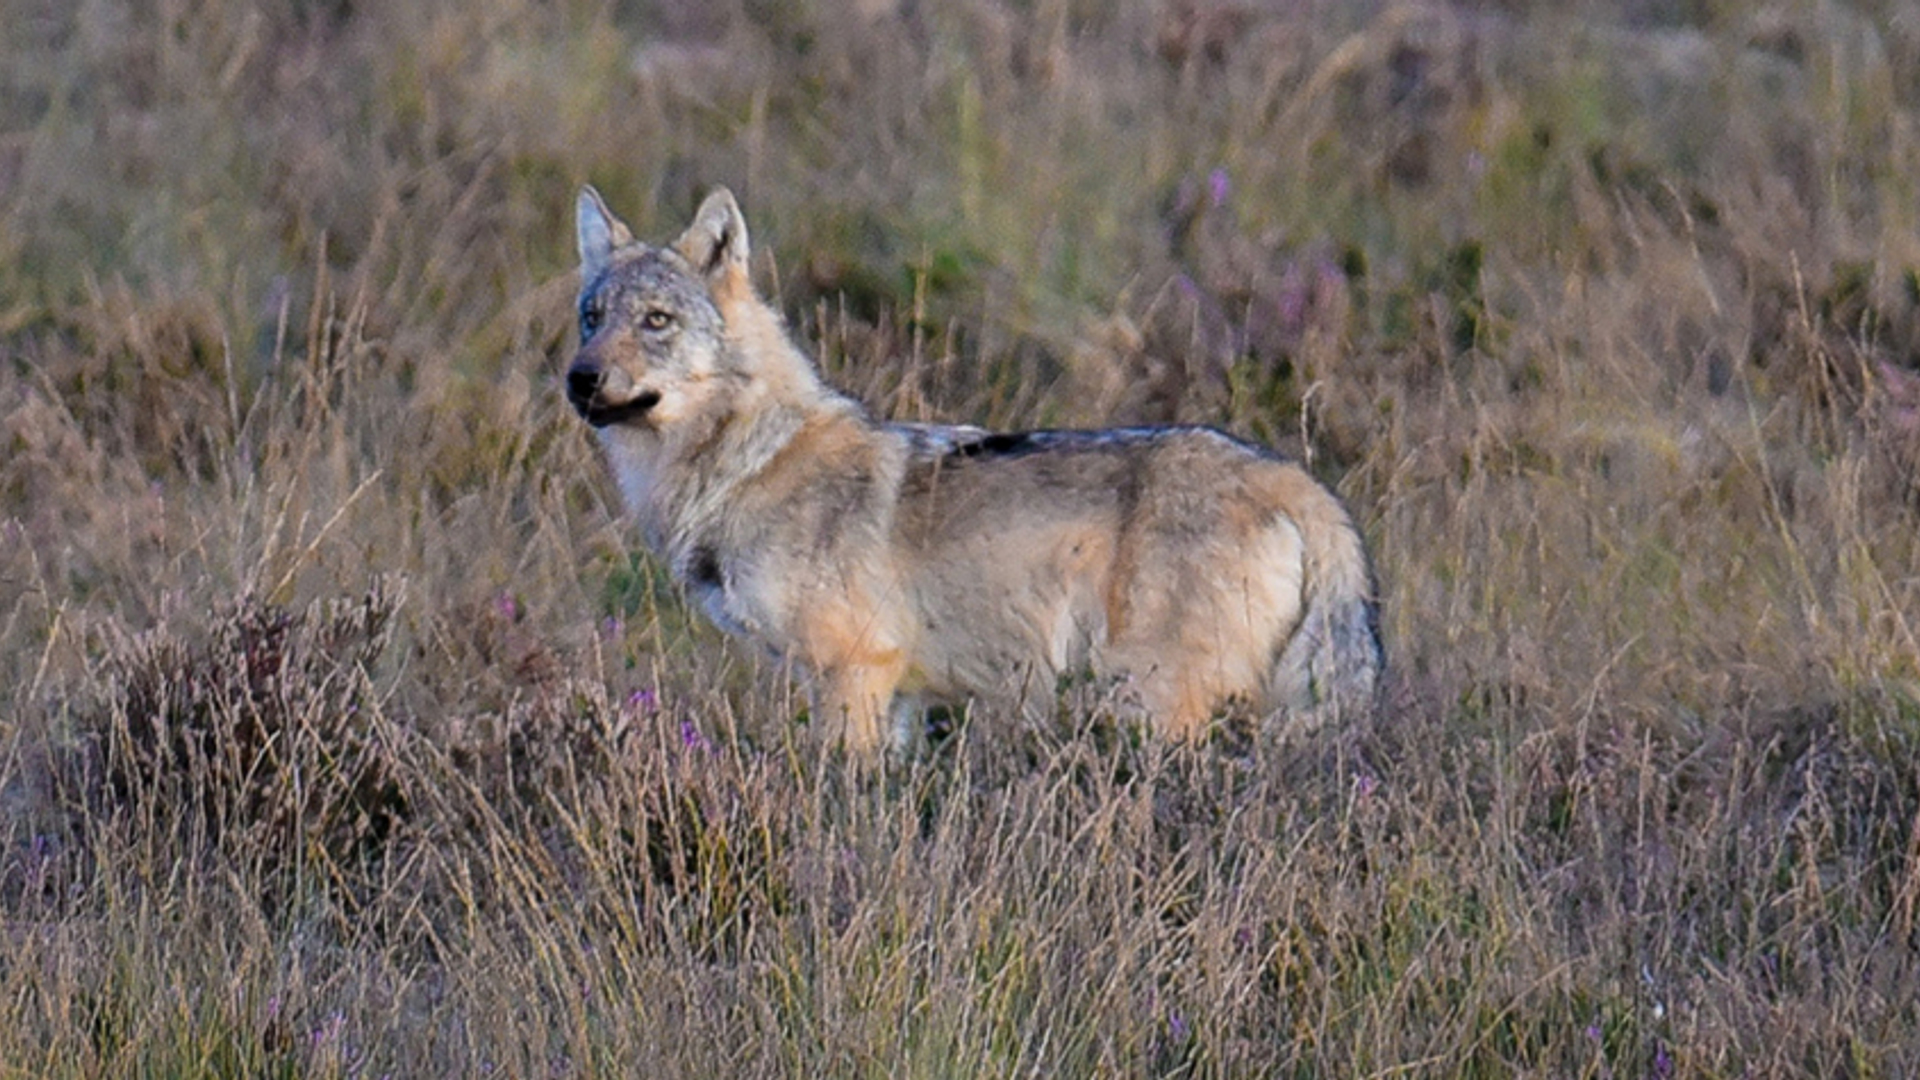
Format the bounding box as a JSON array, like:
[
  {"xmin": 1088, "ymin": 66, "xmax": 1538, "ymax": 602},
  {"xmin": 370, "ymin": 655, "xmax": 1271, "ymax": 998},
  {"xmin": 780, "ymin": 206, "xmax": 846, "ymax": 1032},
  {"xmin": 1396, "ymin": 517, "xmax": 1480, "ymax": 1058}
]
[{"xmin": 567, "ymin": 186, "xmax": 1382, "ymax": 757}]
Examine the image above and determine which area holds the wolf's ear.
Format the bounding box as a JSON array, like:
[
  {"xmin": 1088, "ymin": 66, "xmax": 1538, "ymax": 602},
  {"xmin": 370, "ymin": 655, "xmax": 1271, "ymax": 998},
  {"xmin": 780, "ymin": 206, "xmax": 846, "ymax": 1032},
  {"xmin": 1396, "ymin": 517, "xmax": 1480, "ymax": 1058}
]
[
  {"xmin": 577, "ymin": 186, "xmax": 634, "ymax": 280},
  {"xmin": 674, "ymin": 187, "xmax": 750, "ymax": 286}
]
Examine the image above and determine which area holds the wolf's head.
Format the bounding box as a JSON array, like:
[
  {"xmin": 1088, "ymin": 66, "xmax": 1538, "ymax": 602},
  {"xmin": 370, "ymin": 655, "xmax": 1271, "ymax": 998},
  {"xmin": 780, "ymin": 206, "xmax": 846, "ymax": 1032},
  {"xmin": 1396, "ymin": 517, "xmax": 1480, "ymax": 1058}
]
[{"xmin": 567, "ymin": 187, "xmax": 754, "ymax": 431}]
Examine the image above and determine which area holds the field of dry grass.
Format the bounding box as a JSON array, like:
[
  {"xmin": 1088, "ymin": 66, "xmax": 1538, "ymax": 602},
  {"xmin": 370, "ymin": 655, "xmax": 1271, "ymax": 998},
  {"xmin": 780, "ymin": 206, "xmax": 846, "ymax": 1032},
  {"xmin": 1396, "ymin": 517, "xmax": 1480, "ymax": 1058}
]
[{"xmin": 5, "ymin": 0, "xmax": 1920, "ymax": 1074}]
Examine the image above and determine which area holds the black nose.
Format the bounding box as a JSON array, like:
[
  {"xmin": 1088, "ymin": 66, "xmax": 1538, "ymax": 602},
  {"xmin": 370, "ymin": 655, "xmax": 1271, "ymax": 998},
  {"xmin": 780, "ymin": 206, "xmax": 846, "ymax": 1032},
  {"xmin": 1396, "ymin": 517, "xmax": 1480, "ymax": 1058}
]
[{"xmin": 565, "ymin": 365, "xmax": 602, "ymax": 413}]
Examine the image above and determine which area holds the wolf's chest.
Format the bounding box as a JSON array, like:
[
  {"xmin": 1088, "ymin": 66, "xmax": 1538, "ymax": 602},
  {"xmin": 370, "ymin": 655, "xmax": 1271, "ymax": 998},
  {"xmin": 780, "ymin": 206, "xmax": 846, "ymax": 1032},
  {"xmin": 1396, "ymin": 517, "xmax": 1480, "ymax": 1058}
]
[
  {"xmin": 675, "ymin": 543, "xmax": 746, "ymax": 637},
  {"xmin": 675, "ymin": 542, "xmax": 791, "ymax": 650}
]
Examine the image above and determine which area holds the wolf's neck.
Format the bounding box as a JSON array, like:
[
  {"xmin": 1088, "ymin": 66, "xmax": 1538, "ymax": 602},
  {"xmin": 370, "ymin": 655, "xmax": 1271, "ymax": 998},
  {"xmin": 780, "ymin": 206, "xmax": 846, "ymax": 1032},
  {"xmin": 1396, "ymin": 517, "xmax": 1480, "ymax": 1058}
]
[
  {"xmin": 722, "ymin": 299, "xmax": 836, "ymax": 406},
  {"xmin": 650, "ymin": 355, "xmax": 862, "ymax": 553}
]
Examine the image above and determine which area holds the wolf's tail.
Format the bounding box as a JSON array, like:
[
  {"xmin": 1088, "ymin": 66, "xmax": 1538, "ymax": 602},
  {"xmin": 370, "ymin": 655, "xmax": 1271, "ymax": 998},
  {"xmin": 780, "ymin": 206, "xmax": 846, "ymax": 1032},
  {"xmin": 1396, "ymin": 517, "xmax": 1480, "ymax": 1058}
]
[{"xmin": 1270, "ymin": 479, "xmax": 1383, "ymax": 734}]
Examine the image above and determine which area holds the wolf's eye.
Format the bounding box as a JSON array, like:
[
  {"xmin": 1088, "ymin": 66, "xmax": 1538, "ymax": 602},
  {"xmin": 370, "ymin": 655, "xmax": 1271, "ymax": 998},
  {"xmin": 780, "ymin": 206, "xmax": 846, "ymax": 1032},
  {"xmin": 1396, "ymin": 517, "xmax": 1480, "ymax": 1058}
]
[
  {"xmin": 580, "ymin": 307, "xmax": 603, "ymax": 336},
  {"xmin": 641, "ymin": 309, "xmax": 674, "ymax": 331}
]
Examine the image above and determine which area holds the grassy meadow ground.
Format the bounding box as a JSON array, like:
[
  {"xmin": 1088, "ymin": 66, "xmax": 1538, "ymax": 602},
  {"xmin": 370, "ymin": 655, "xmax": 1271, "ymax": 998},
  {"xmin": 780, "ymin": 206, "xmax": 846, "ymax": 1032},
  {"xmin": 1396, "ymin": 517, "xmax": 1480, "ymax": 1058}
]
[{"xmin": 4, "ymin": 0, "xmax": 1920, "ymax": 1074}]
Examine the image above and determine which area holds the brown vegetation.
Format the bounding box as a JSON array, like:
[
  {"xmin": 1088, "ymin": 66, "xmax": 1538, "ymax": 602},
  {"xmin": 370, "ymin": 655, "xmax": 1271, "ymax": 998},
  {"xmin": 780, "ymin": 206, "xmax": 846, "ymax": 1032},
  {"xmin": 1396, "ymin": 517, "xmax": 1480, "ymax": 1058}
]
[{"xmin": 4, "ymin": 0, "xmax": 1920, "ymax": 1073}]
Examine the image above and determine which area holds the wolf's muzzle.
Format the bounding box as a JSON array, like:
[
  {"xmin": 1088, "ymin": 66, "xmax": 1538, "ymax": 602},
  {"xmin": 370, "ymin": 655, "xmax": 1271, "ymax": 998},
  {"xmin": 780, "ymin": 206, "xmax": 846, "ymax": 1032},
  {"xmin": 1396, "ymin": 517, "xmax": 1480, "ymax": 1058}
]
[{"xmin": 566, "ymin": 364, "xmax": 660, "ymax": 427}]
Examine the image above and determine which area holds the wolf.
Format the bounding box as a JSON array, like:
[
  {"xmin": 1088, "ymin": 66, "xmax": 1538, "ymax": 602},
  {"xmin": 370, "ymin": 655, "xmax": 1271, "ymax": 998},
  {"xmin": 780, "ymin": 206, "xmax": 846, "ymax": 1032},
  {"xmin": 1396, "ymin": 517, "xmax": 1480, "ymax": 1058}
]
[{"xmin": 566, "ymin": 185, "xmax": 1382, "ymax": 757}]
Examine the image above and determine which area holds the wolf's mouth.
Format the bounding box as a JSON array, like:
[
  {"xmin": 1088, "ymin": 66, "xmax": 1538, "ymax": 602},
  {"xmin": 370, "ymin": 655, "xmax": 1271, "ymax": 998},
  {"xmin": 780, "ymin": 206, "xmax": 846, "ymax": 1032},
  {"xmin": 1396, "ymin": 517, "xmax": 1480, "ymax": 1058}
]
[
  {"xmin": 580, "ymin": 390, "xmax": 662, "ymax": 428},
  {"xmin": 567, "ymin": 365, "xmax": 662, "ymax": 427}
]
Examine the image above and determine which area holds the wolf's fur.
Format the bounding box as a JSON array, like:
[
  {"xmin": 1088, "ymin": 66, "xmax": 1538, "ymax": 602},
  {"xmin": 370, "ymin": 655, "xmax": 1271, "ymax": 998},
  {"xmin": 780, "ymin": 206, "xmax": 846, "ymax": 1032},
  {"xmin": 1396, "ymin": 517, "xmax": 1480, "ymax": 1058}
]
[{"xmin": 567, "ymin": 186, "xmax": 1382, "ymax": 756}]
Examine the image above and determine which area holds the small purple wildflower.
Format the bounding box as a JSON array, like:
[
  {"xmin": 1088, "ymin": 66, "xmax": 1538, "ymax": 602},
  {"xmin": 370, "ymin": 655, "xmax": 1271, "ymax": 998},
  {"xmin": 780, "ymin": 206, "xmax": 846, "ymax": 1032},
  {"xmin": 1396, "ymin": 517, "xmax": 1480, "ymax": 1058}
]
[
  {"xmin": 494, "ymin": 591, "xmax": 520, "ymax": 622},
  {"xmin": 1651, "ymin": 1042, "xmax": 1674, "ymax": 1077},
  {"xmin": 1207, "ymin": 166, "xmax": 1231, "ymax": 207},
  {"xmin": 310, "ymin": 1010, "xmax": 345, "ymax": 1046},
  {"xmin": 624, "ymin": 688, "xmax": 659, "ymax": 717},
  {"xmin": 1314, "ymin": 256, "xmax": 1347, "ymax": 298},
  {"xmin": 680, "ymin": 720, "xmax": 711, "ymax": 753},
  {"xmin": 1585, "ymin": 1022, "xmax": 1601, "ymax": 1042},
  {"xmin": 1276, "ymin": 262, "xmax": 1311, "ymax": 332},
  {"xmin": 1167, "ymin": 1009, "xmax": 1190, "ymax": 1042},
  {"xmin": 1355, "ymin": 772, "xmax": 1379, "ymax": 799}
]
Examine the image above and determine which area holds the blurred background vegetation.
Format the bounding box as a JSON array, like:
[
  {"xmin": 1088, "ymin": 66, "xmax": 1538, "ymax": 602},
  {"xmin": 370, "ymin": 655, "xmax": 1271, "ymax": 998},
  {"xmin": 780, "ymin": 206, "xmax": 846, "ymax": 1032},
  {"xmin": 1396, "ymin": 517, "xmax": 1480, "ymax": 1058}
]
[{"xmin": 4, "ymin": 0, "xmax": 1920, "ymax": 1074}]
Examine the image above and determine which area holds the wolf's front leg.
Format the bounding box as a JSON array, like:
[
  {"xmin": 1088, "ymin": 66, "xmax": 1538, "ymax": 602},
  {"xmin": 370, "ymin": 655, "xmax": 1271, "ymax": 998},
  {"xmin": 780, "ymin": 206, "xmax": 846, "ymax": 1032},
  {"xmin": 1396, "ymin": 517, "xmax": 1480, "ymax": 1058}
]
[
  {"xmin": 812, "ymin": 658, "xmax": 906, "ymax": 757},
  {"xmin": 887, "ymin": 694, "xmax": 929, "ymax": 761}
]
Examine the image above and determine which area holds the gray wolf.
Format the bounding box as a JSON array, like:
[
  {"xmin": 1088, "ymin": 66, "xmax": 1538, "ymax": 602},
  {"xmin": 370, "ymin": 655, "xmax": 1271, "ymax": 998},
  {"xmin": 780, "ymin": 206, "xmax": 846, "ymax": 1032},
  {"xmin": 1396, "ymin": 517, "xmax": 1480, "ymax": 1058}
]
[{"xmin": 566, "ymin": 185, "xmax": 1382, "ymax": 757}]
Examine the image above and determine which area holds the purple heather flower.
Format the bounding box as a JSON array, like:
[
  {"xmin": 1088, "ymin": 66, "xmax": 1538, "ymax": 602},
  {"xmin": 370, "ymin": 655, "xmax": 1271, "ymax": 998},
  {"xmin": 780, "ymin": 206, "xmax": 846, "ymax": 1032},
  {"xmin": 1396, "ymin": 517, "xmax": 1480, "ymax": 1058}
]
[
  {"xmin": 1314, "ymin": 256, "xmax": 1347, "ymax": 296},
  {"xmin": 311, "ymin": 1010, "xmax": 344, "ymax": 1046},
  {"xmin": 1276, "ymin": 261, "xmax": 1311, "ymax": 332},
  {"xmin": 1207, "ymin": 167, "xmax": 1231, "ymax": 207},
  {"xmin": 680, "ymin": 719, "xmax": 711, "ymax": 752}
]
